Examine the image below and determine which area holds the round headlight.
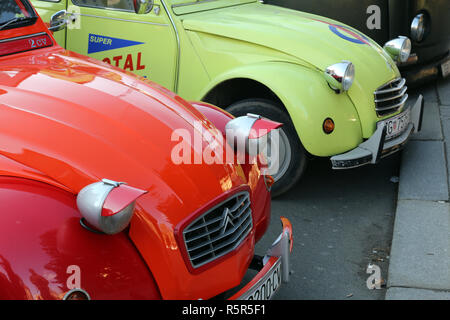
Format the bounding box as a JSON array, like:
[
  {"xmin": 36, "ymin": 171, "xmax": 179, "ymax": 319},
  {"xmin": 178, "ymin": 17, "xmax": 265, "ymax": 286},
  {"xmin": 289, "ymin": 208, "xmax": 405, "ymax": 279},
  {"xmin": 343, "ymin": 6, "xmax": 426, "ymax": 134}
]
[
  {"xmin": 399, "ymin": 37, "xmax": 412, "ymax": 63},
  {"xmin": 383, "ymin": 36, "xmax": 411, "ymax": 63},
  {"xmin": 342, "ymin": 62, "xmax": 355, "ymax": 91},
  {"xmin": 63, "ymin": 289, "xmax": 91, "ymax": 300},
  {"xmin": 411, "ymin": 13, "xmax": 426, "ymax": 42},
  {"xmin": 324, "ymin": 61, "xmax": 355, "ymax": 93},
  {"xmin": 77, "ymin": 179, "xmax": 147, "ymax": 235}
]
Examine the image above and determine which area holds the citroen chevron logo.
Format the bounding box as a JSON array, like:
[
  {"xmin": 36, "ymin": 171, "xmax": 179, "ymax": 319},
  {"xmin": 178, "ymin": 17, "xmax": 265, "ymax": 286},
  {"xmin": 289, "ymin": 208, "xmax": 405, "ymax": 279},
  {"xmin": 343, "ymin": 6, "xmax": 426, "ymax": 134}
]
[{"xmin": 220, "ymin": 207, "xmax": 235, "ymax": 235}]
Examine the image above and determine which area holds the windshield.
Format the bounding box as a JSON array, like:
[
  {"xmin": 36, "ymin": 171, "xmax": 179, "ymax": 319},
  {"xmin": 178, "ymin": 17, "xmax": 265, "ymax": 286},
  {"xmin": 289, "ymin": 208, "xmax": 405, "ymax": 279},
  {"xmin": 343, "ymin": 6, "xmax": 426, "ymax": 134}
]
[
  {"xmin": 172, "ymin": 0, "xmax": 256, "ymax": 14},
  {"xmin": 0, "ymin": 0, "xmax": 37, "ymax": 30}
]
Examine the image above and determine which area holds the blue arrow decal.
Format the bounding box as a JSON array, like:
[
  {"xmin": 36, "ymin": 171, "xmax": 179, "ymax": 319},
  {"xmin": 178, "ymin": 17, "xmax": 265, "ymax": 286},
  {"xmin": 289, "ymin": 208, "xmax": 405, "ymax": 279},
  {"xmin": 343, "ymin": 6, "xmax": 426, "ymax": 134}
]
[{"xmin": 88, "ymin": 34, "xmax": 145, "ymax": 54}]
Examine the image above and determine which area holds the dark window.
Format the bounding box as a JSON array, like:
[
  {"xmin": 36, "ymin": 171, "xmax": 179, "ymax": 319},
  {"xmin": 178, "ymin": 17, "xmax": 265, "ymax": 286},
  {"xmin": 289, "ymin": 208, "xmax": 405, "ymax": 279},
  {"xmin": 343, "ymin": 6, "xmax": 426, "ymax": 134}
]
[
  {"xmin": 0, "ymin": 0, "xmax": 37, "ymax": 30},
  {"xmin": 72, "ymin": 0, "xmax": 135, "ymax": 11}
]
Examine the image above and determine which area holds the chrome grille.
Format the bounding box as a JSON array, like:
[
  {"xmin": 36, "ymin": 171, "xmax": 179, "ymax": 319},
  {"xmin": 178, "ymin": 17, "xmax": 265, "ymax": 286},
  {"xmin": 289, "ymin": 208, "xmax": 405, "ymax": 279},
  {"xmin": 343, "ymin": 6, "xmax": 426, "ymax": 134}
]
[
  {"xmin": 374, "ymin": 78, "xmax": 408, "ymax": 116},
  {"xmin": 183, "ymin": 191, "xmax": 253, "ymax": 268}
]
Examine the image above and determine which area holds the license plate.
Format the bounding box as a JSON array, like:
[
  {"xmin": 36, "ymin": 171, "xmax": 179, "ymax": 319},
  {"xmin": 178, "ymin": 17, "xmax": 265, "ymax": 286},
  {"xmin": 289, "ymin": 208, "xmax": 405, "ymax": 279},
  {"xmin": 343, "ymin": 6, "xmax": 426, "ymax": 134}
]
[
  {"xmin": 442, "ymin": 59, "xmax": 450, "ymax": 78},
  {"xmin": 241, "ymin": 260, "xmax": 282, "ymax": 300},
  {"xmin": 378, "ymin": 109, "xmax": 410, "ymax": 140}
]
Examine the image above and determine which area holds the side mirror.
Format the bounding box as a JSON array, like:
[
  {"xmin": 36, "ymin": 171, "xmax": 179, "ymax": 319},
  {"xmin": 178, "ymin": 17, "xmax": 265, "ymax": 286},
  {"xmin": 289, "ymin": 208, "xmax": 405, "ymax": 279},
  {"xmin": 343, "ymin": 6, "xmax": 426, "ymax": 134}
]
[
  {"xmin": 133, "ymin": 0, "xmax": 154, "ymax": 14},
  {"xmin": 49, "ymin": 10, "xmax": 68, "ymax": 32}
]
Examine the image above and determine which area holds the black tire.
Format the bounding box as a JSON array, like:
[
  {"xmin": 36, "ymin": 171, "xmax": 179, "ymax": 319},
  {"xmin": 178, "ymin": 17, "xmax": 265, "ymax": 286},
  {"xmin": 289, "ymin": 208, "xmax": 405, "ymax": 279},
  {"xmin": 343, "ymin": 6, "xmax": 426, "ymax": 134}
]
[{"xmin": 226, "ymin": 99, "xmax": 308, "ymax": 197}]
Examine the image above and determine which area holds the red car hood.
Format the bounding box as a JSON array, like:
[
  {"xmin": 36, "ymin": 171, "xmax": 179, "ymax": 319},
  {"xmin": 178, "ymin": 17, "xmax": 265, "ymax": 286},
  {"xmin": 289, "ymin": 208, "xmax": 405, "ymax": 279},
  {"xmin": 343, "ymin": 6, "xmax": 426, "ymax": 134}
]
[{"xmin": 0, "ymin": 47, "xmax": 248, "ymax": 222}]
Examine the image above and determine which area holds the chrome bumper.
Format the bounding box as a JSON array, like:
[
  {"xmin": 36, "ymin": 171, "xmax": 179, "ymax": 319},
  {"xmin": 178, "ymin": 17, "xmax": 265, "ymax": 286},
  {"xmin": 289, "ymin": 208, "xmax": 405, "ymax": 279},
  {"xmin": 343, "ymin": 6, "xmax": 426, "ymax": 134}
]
[
  {"xmin": 331, "ymin": 94, "xmax": 424, "ymax": 170},
  {"xmin": 230, "ymin": 217, "xmax": 293, "ymax": 300}
]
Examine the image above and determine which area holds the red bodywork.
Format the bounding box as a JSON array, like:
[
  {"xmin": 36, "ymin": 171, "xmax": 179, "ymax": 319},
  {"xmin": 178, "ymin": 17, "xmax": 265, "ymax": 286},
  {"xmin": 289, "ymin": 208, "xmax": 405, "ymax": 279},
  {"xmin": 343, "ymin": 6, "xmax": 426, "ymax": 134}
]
[{"xmin": 0, "ymin": 2, "xmax": 272, "ymax": 300}]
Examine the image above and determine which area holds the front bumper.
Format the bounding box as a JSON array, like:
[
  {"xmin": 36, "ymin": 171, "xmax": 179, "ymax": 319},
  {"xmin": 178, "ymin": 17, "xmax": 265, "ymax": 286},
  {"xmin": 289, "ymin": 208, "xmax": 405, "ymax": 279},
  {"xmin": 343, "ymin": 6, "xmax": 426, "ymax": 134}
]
[
  {"xmin": 229, "ymin": 217, "xmax": 293, "ymax": 300},
  {"xmin": 331, "ymin": 95, "xmax": 424, "ymax": 170}
]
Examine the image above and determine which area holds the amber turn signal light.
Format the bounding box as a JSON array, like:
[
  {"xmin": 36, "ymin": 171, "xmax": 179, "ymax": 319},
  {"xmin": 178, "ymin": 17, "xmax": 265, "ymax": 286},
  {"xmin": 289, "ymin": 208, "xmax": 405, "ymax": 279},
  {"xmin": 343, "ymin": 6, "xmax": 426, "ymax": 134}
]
[
  {"xmin": 263, "ymin": 174, "xmax": 275, "ymax": 191},
  {"xmin": 323, "ymin": 118, "xmax": 335, "ymax": 134}
]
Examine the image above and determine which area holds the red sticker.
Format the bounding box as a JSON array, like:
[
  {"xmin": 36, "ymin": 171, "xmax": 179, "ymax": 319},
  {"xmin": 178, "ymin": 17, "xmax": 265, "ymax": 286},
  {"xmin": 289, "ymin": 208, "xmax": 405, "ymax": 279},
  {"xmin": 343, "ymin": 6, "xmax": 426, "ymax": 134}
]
[{"xmin": 0, "ymin": 33, "xmax": 53, "ymax": 57}]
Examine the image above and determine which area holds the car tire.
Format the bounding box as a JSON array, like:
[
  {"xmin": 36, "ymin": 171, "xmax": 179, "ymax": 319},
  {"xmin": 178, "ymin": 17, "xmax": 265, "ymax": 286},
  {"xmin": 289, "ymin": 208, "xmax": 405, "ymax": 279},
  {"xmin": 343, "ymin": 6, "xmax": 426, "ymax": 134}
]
[{"xmin": 226, "ymin": 99, "xmax": 308, "ymax": 198}]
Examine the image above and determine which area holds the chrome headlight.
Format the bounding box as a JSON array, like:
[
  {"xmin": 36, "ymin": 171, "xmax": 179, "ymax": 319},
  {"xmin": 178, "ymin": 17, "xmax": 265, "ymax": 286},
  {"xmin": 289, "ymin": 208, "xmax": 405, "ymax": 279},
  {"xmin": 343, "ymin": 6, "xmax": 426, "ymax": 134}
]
[
  {"xmin": 225, "ymin": 113, "xmax": 282, "ymax": 157},
  {"xmin": 384, "ymin": 36, "xmax": 411, "ymax": 63},
  {"xmin": 324, "ymin": 61, "xmax": 355, "ymax": 93},
  {"xmin": 77, "ymin": 179, "xmax": 147, "ymax": 235},
  {"xmin": 411, "ymin": 13, "xmax": 426, "ymax": 42}
]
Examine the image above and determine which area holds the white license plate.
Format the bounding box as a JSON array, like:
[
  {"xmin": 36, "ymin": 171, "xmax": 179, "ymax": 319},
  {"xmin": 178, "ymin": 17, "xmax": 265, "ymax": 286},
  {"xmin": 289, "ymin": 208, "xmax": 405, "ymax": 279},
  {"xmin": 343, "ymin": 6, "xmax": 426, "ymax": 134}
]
[
  {"xmin": 378, "ymin": 109, "xmax": 410, "ymax": 140},
  {"xmin": 442, "ymin": 59, "xmax": 450, "ymax": 78},
  {"xmin": 242, "ymin": 260, "xmax": 282, "ymax": 300}
]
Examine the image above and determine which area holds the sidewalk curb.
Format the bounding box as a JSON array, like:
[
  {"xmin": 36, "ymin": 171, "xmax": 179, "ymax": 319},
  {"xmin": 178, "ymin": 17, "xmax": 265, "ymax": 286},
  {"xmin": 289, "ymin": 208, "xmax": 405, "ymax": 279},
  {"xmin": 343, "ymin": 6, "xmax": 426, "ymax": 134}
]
[
  {"xmin": 386, "ymin": 287, "xmax": 450, "ymax": 300},
  {"xmin": 386, "ymin": 83, "xmax": 450, "ymax": 300}
]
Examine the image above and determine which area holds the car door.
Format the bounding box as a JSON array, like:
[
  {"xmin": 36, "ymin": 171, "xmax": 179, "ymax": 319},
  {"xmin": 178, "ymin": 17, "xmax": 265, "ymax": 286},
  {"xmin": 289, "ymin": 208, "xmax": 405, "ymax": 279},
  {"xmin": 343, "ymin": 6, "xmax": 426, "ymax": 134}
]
[
  {"xmin": 31, "ymin": 0, "xmax": 68, "ymax": 47},
  {"xmin": 35, "ymin": 0, "xmax": 178, "ymax": 91}
]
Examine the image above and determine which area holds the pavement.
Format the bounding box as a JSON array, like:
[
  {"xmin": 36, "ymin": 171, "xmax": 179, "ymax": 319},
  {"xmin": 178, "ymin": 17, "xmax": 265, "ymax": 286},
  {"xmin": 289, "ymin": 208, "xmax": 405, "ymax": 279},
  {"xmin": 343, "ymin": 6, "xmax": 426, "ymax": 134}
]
[
  {"xmin": 254, "ymin": 133, "xmax": 400, "ymax": 300},
  {"xmin": 386, "ymin": 76, "xmax": 450, "ymax": 300}
]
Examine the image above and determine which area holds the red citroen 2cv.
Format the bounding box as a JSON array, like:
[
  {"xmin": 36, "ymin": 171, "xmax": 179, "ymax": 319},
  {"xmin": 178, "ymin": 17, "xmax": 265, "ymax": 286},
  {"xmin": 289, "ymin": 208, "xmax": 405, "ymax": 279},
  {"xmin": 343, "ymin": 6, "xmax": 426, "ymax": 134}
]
[{"xmin": 0, "ymin": 0, "xmax": 292, "ymax": 300}]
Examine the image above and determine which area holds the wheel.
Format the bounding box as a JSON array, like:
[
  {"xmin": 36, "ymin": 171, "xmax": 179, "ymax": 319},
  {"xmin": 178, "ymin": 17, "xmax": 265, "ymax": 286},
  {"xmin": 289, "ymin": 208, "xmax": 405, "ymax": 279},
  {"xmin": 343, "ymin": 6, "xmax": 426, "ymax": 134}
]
[{"xmin": 226, "ymin": 99, "xmax": 308, "ymax": 197}]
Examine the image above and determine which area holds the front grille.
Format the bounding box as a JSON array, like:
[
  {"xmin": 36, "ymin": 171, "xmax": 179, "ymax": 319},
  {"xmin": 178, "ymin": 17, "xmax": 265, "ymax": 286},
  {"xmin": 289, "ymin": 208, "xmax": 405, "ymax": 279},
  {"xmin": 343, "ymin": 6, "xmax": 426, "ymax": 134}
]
[
  {"xmin": 183, "ymin": 191, "xmax": 253, "ymax": 268},
  {"xmin": 374, "ymin": 78, "xmax": 408, "ymax": 116}
]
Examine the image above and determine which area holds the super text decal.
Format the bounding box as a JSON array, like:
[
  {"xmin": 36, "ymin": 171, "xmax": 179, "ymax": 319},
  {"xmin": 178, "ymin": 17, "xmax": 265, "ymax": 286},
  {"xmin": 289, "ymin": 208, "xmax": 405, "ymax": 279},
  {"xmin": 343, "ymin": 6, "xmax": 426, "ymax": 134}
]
[
  {"xmin": 88, "ymin": 34, "xmax": 144, "ymax": 54},
  {"xmin": 88, "ymin": 34, "xmax": 147, "ymax": 72}
]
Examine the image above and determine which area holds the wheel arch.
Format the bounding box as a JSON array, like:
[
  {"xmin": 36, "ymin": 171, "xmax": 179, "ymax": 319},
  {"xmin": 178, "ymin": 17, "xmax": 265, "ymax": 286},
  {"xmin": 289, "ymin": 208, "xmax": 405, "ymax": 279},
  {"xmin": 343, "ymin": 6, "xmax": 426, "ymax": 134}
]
[
  {"xmin": 202, "ymin": 77, "xmax": 284, "ymax": 112},
  {"xmin": 199, "ymin": 62, "xmax": 363, "ymax": 157}
]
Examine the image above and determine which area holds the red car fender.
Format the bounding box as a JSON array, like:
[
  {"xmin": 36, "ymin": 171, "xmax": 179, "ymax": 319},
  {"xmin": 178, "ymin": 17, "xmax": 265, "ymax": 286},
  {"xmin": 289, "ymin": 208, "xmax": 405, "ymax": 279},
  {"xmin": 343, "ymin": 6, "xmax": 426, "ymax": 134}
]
[
  {"xmin": 0, "ymin": 176, "xmax": 161, "ymax": 300},
  {"xmin": 190, "ymin": 101, "xmax": 235, "ymax": 136}
]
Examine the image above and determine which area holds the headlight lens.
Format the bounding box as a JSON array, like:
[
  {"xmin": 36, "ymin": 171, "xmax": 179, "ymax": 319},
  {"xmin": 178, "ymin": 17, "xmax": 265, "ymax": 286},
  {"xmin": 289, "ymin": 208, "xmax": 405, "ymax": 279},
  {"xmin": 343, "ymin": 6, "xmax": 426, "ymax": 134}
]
[
  {"xmin": 384, "ymin": 36, "xmax": 411, "ymax": 63},
  {"xmin": 63, "ymin": 289, "xmax": 91, "ymax": 300},
  {"xmin": 411, "ymin": 13, "xmax": 426, "ymax": 42},
  {"xmin": 342, "ymin": 62, "xmax": 355, "ymax": 91},
  {"xmin": 399, "ymin": 37, "xmax": 412, "ymax": 62},
  {"xmin": 324, "ymin": 61, "xmax": 355, "ymax": 93}
]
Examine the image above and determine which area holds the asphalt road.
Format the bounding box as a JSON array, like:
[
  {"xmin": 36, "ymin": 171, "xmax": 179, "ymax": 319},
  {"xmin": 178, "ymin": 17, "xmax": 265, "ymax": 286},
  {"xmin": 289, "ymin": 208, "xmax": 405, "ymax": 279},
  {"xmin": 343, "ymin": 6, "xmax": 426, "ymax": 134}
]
[{"xmin": 254, "ymin": 149, "xmax": 401, "ymax": 300}]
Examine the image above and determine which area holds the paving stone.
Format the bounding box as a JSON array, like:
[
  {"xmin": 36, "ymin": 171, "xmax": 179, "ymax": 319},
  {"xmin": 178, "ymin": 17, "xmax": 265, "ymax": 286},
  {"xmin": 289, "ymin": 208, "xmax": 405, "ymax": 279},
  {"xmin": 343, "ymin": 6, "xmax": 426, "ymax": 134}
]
[
  {"xmin": 438, "ymin": 78, "xmax": 450, "ymax": 106},
  {"xmin": 440, "ymin": 106, "xmax": 450, "ymax": 191},
  {"xmin": 398, "ymin": 141, "xmax": 448, "ymax": 201},
  {"xmin": 409, "ymin": 83, "xmax": 439, "ymax": 104},
  {"xmin": 441, "ymin": 105, "xmax": 450, "ymax": 120},
  {"xmin": 388, "ymin": 200, "xmax": 450, "ymax": 290},
  {"xmin": 386, "ymin": 287, "xmax": 450, "ymax": 300}
]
